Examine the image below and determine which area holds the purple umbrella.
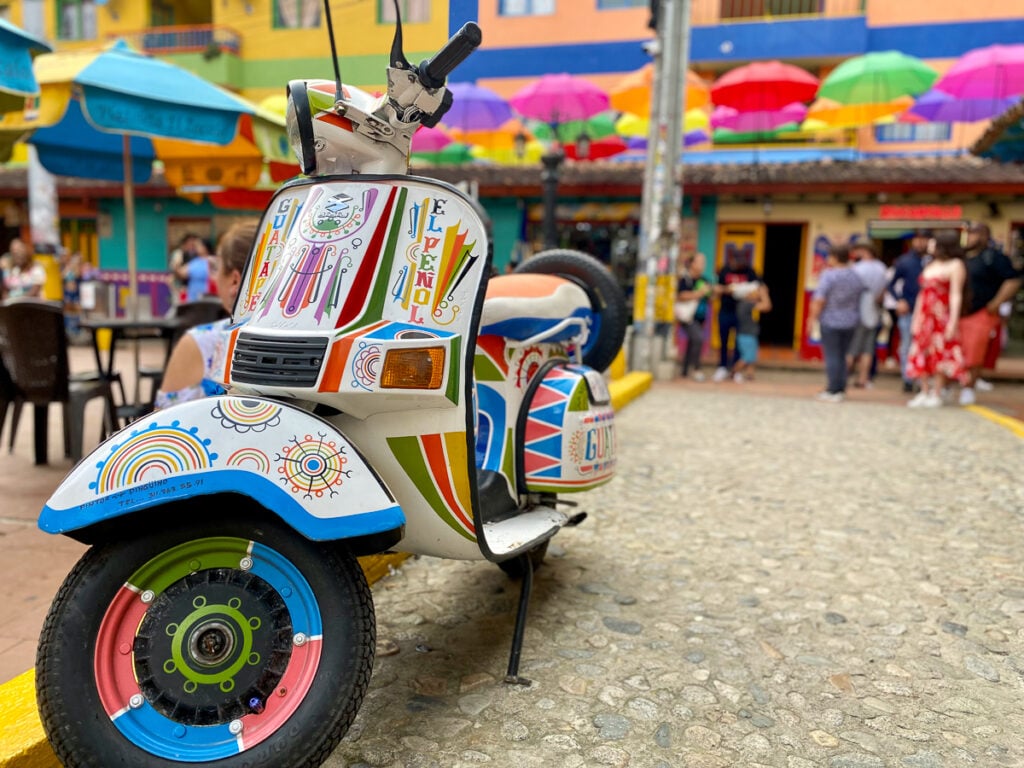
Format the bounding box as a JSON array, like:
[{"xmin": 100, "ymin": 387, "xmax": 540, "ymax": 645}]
[
  {"xmin": 626, "ymin": 129, "xmax": 709, "ymax": 150},
  {"xmin": 711, "ymin": 102, "xmax": 807, "ymax": 133},
  {"xmin": 934, "ymin": 44, "xmax": 1024, "ymax": 100},
  {"xmin": 509, "ymin": 73, "xmax": 610, "ymax": 124},
  {"xmin": 443, "ymin": 82, "xmax": 513, "ymax": 132},
  {"xmin": 909, "ymin": 88, "xmax": 1017, "ymax": 123}
]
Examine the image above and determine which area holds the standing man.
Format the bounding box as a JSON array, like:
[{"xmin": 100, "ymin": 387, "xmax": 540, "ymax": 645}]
[
  {"xmin": 849, "ymin": 240, "xmax": 888, "ymax": 388},
  {"xmin": 711, "ymin": 249, "xmax": 759, "ymax": 382},
  {"xmin": 887, "ymin": 229, "xmax": 930, "ymax": 392},
  {"xmin": 958, "ymin": 222, "xmax": 1022, "ymax": 406}
]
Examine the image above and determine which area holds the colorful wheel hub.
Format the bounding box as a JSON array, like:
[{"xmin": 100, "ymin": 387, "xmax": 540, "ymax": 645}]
[{"xmin": 94, "ymin": 537, "xmax": 323, "ymax": 762}]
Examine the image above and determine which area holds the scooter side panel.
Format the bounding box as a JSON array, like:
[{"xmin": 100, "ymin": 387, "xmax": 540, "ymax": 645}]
[
  {"xmin": 523, "ymin": 365, "xmax": 616, "ymax": 493},
  {"xmin": 39, "ymin": 396, "xmax": 403, "ymax": 541}
]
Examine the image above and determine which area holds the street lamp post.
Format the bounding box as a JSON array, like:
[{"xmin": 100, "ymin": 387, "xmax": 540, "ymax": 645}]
[{"xmin": 540, "ymin": 149, "xmax": 564, "ymax": 250}]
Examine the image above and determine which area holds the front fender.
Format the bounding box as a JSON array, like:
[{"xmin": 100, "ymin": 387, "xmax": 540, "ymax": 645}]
[{"xmin": 39, "ymin": 396, "xmax": 404, "ymax": 541}]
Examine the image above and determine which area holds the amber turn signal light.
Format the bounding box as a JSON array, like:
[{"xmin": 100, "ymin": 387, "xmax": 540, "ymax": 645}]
[{"xmin": 380, "ymin": 347, "xmax": 445, "ymax": 389}]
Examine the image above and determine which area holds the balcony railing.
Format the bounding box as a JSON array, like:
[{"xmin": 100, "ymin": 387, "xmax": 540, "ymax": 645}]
[
  {"xmin": 110, "ymin": 25, "xmax": 241, "ymax": 58},
  {"xmin": 693, "ymin": 0, "xmax": 864, "ymax": 24}
]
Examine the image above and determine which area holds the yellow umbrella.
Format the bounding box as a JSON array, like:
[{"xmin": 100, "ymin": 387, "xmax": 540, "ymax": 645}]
[
  {"xmin": 470, "ymin": 140, "xmax": 546, "ymax": 165},
  {"xmin": 805, "ymin": 96, "xmax": 913, "ymax": 128},
  {"xmin": 610, "ymin": 63, "xmax": 710, "ymax": 115},
  {"xmin": 615, "ymin": 109, "xmax": 709, "ymax": 138}
]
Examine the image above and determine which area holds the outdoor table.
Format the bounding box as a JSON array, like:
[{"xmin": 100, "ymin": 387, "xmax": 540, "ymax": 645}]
[{"xmin": 78, "ymin": 315, "xmax": 185, "ymax": 423}]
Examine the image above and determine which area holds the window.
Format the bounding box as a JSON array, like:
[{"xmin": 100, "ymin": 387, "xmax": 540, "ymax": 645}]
[
  {"xmin": 380, "ymin": 0, "xmax": 431, "ymax": 23},
  {"xmin": 273, "ymin": 0, "xmax": 321, "ymax": 29},
  {"xmin": 21, "ymin": 0, "xmax": 45, "ymax": 37},
  {"xmin": 57, "ymin": 0, "xmax": 97, "ymax": 41},
  {"xmin": 874, "ymin": 123, "xmax": 952, "ymax": 143},
  {"xmin": 499, "ymin": 0, "xmax": 555, "ymax": 16},
  {"xmin": 720, "ymin": 0, "xmax": 821, "ymax": 20},
  {"xmin": 597, "ymin": 0, "xmax": 645, "ymax": 7}
]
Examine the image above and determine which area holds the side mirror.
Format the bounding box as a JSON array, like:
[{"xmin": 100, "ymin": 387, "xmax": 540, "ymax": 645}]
[{"xmin": 286, "ymin": 80, "xmax": 318, "ymax": 176}]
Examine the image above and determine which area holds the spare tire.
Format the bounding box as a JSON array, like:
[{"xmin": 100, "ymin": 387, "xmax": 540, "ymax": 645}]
[{"xmin": 514, "ymin": 249, "xmax": 627, "ymax": 372}]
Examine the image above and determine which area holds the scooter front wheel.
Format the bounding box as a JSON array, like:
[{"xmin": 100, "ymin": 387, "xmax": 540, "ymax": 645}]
[{"xmin": 36, "ymin": 515, "xmax": 375, "ymax": 768}]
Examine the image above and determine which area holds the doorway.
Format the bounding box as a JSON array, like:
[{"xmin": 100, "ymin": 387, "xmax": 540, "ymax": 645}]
[{"xmin": 760, "ymin": 223, "xmax": 803, "ymax": 348}]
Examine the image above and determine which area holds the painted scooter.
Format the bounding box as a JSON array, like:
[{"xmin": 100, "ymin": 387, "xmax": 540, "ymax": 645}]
[{"xmin": 35, "ymin": 6, "xmax": 627, "ymax": 767}]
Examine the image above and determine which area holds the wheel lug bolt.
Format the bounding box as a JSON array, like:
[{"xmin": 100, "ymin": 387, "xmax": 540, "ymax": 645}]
[
  {"xmin": 229, "ymin": 719, "xmax": 243, "ymax": 735},
  {"xmin": 293, "ymin": 632, "xmax": 307, "ymax": 646},
  {"xmin": 129, "ymin": 694, "xmax": 144, "ymax": 709},
  {"xmin": 239, "ymin": 556, "xmax": 253, "ymax": 571},
  {"xmin": 140, "ymin": 590, "xmax": 155, "ymax": 604}
]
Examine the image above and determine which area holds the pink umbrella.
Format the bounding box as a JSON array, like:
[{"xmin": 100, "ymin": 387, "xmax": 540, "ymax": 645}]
[
  {"xmin": 711, "ymin": 61, "xmax": 819, "ymax": 112},
  {"xmin": 509, "ymin": 73, "xmax": 610, "ymax": 124},
  {"xmin": 711, "ymin": 102, "xmax": 808, "ymax": 132},
  {"xmin": 909, "ymin": 88, "xmax": 1017, "ymax": 123},
  {"xmin": 411, "ymin": 125, "xmax": 453, "ymax": 153},
  {"xmin": 934, "ymin": 44, "xmax": 1024, "ymax": 100}
]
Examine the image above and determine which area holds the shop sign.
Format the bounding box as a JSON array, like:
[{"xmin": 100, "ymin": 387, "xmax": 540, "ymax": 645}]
[{"xmin": 878, "ymin": 204, "xmax": 963, "ymax": 220}]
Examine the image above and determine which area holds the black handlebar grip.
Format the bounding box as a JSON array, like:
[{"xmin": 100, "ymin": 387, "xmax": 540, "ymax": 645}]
[{"xmin": 419, "ymin": 22, "xmax": 482, "ymax": 88}]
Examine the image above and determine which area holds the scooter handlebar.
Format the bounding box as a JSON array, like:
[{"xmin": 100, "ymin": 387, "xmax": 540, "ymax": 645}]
[{"xmin": 418, "ymin": 22, "xmax": 482, "ymax": 89}]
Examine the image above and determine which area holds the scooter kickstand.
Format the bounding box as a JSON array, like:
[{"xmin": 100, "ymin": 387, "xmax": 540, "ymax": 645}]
[{"xmin": 504, "ymin": 552, "xmax": 533, "ymax": 686}]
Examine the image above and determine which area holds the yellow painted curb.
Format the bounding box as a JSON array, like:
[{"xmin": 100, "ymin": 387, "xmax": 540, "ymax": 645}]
[
  {"xmin": 609, "ymin": 371, "xmax": 654, "ymax": 411},
  {"xmin": 0, "ymin": 552, "xmax": 410, "ymax": 768},
  {"xmin": 966, "ymin": 405, "xmax": 1024, "ymax": 439}
]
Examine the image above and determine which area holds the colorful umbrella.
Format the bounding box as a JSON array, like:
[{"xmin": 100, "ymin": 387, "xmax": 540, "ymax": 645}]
[
  {"xmin": 529, "ymin": 111, "xmax": 618, "ymax": 143},
  {"xmin": 450, "ymin": 118, "xmax": 533, "ymax": 151},
  {"xmin": 411, "ymin": 141, "xmax": 475, "ymax": 165},
  {"xmin": 712, "ymin": 124, "xmax": 801, "ymax": 144},
  {"xmin": 411, "ymin": 125, "xmax": 453, "ymax": 154},
  {"xmin": 626, "ymin": 129, "xmax": 710, "ymax": 150},
  {"xmin": 817, "ymin": 51, "xmax": 937, "ymax": 105},
  {"xmin": 805, "ymin": 96, "xmax": 913, "ymax": 128},
  {"xmin": 711, "ymin": 102, "xmax": 808, "ymax": 132},
  {"xmin": 19, "ymin": 41, "xmax": 285, "ymax": 313},
  {"xmin": 933, "ymin": 44, "xmax": 1024, "ymax": 101},
  {"xmin": 470, "ymin": 140, "xmax": 546, "ymax": 165},
  {"xmin": 609, "ymin": 63, "xmax": 710, "ymax": 115},
  {"xmin": 711, "ymin": 61, "xmax": 819, "ymax": 112},
  {"xmin": 0, "ymin": 18, "xmax": 52, "ymax": 160},
  {"xmin": 0, "ymin": 18, "xmax": 51, "ymax": 112},
  {"xmin": 509, "ymin": 73, "xmax": 609, "ymax": 124},
  {"xmin": 615, "ymin": 109, "xmax": 709, "ymax": 138},
  {"xmin": 564, "ymin": 135, "xmax": 627, "ymax": 161},
  {"xmin": 909, "ymin": 88, "xmax": 1017, "ymax": 124},
  {"xmin": 443, "ymin": 82, "xmax": 513, "ymax": 132}
]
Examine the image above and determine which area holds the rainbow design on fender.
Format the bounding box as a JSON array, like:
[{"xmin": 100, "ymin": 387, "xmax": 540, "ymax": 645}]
[
  {"xmin": 387, "ymin": 432, "xmax": 475, "ymax": 541},
  {"xmin": 90, "ymin": 422, "xmax": 218, "ymax": 495},
  {"xmin": 212, "ymin": 399, "xmax": 282, "ymax": 433},
  {"xmin": 226, "ymin": 447, "xmax": 272, "ymax": 473}
]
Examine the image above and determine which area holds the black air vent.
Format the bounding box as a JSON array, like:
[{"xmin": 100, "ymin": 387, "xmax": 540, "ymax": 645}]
[{"xmin": 232, "ymin": 334, "xmax": 328, "ymax": 388}]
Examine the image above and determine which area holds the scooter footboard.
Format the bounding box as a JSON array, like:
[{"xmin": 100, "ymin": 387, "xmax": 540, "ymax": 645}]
[{"xmin": 39, "ymin": 396, "xmax": 403, "ymax": 541}]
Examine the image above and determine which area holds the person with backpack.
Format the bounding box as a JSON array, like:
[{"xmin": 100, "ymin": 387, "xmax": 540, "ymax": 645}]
[{"xmin": 957, "ymin": 222, "xmax": 1022, "ymax": 406}]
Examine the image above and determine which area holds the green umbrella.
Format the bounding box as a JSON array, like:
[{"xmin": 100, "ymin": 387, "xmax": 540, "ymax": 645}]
[
  {"xmin": 529, "ymin": 111, "xmax": 619, "ymax": 143},
  {"xmin": 411, "ymin": 141, "xmax": 475, "ymax": 165},
  {"xmin": 818, "ymin": 50, "xmax": 938, "ymax": 105},
  {"xmin": 712, "ymin": 123, "xmax": 801, "ymax": 144}
]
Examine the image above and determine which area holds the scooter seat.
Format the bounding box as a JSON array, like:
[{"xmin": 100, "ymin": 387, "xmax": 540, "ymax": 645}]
[{"xmin": 480, "ymin": 274, "xmax": 591, "ymax": 343}]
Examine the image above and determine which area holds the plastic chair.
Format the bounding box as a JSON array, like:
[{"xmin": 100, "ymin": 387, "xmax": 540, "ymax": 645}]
[
  {"xmin": 0, "ymin": 299, "xmax": 117, "ymax": 464},
  {"xmin": 0, "ymin": 355, "xmax": 22, "ymax": 451},
  {"xmin": 137, "ymin": 298, "xmax": 230, "ymax": 409}
]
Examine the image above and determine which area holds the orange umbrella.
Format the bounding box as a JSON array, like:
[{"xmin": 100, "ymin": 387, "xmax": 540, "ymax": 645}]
[
  {"xmin": 805, "ymin": 96, "xmax": 913, "ymax": 128},
  {"xmin": 450, "ymin": 118, "xmax": 534, "ymax": 151},
  {"xmin": 610, "ymin": 63, "xmax": 710, "ymax": 115}
]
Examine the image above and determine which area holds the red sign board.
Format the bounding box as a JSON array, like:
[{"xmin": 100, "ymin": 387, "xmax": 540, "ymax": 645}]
[{"xmin": 878, "ymin": 205, "xmax": 963, "ymax": 220}]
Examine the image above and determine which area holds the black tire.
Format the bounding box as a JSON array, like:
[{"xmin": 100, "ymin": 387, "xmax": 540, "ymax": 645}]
[
  {"xmin": 36, "ymin": 514, "xmax": 375, "ymax": 768},
  {"xmin": 498, "ymin": 540, "xmax": 550, "ymax": 579},
  {"xmin": 514, "ymin": 249, "xmax": 628, "ymax": 372}
]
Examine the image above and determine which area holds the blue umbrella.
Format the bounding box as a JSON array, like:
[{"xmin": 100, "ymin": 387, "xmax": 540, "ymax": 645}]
[{"xmin": 0, "ymin": 18, "xmax": 51, "ymax": 159}]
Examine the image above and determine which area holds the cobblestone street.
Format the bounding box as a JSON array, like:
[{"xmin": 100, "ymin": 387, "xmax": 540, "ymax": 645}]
[{"xmin": 327, "ymin": 383, "xmax": 1024, "ymax": 768}]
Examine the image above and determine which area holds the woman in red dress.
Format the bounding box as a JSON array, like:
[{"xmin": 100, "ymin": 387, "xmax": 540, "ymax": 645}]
[{"xmin": 906, "ymin": 231, "xmax": 967, "ymax": 408}]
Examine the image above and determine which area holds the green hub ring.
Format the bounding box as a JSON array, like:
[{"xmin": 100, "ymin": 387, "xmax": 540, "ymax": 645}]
[{"xmin": 168, "ymin": 603, "xmax": 257, "ymax": 686}]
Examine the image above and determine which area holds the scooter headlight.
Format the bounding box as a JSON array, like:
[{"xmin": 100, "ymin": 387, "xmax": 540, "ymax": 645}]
[{"xmin": 286, "ymin": 80, "xmax": 317, "ymax": 176}]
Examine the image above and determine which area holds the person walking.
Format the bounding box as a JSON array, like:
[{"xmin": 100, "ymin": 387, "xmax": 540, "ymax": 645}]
[
  {"xmin": 808, "ymin": 245, "xmax": 863, "ymax": 402},
  {"xmin": 887, "ymin": 229, "xmax": 930, "ymax": 392},
  {"xmin": 675, "ymin": 252, "xmax": 713, "ymax": 381},
  {"xmin": 711, "ymin": 249, "xmax": 759, "ymax": 382},
  {"xmin": 848, "ymin": 240, "xmax": 888, "ymax": 388},
  {"xmin": 956, "ymin": 222, "xmax": 1022, "ymax": 406},
  {"xmin": 905, "ymin": 231, "xmax": 967, "ymax": 408}
]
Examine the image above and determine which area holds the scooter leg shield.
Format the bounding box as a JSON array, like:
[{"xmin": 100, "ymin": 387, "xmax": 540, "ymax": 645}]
[{"xmin": 39, "ymin": 395, "xmax": 403, "ymax": 542}]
